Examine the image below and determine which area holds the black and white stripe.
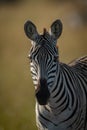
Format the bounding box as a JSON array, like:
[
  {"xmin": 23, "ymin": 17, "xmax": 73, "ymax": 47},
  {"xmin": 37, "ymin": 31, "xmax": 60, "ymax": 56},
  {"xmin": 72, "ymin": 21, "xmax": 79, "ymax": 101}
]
[
  {"xmin": 24, "ymin": 20, "xmax": 87, "ymax": 130},
  {"xmin": 35, "ymin": 57, "xmax": 87, "ymax": 130}
]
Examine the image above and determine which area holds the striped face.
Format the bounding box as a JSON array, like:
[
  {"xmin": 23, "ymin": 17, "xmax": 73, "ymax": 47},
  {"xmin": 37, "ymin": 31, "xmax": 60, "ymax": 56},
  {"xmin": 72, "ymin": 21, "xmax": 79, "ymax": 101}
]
[{"xmin": 24, "ymin": 20, "xmax": 62, "ymax": 105}]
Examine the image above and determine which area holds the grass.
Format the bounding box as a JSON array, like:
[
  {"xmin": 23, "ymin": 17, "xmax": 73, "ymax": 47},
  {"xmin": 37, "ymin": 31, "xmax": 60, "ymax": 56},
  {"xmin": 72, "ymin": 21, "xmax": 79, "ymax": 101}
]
[{"xmin": 0, "ymin": 1, "xmax": 87, "ymax": 130}]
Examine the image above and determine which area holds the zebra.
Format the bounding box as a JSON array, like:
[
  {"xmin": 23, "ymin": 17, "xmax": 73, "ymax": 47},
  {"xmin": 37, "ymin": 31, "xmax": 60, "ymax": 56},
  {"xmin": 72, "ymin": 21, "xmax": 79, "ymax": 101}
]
[{"xmin": 24, "ymin": 19, "xmax": 87, "ymax": 130}]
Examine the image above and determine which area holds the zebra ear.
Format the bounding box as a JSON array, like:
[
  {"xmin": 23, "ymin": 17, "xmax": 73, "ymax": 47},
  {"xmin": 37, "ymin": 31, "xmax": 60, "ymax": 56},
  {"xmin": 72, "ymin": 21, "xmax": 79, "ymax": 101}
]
[
  {"xmin": 50, "ymin": 19, "xmax": 63, "ymax": 40},
  {"xmin": 24, "ymin": 20, "xmax": 38, "ymax": 41}
]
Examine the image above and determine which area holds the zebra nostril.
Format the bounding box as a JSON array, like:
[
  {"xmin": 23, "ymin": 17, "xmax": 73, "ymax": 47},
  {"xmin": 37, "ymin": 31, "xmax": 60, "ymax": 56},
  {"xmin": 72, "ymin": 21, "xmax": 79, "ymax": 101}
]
[
  {"xmin": 35, "ymin": 78, "xmax": 50, "ymax": 105},
  {"xmin": 35, "ymin": 78, "xmax": 47, "ymax": 92}
]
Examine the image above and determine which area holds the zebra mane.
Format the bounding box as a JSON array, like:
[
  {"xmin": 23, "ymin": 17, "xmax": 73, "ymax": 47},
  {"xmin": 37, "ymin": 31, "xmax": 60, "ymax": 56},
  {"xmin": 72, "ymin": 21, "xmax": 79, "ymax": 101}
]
[{"xmin": 43, "ymin": 28, "xmax": 47, "ymax": 35}]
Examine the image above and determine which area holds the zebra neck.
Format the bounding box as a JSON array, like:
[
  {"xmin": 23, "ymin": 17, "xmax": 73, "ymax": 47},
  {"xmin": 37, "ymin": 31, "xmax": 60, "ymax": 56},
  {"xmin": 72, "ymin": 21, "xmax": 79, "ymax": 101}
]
[
  {"xmin": 48, "ymin": 63, "xmax": 65, "ymax": 108},
  {"xmin": 48, "ymin": 63, "xmax": 70, "ymax": 115}
]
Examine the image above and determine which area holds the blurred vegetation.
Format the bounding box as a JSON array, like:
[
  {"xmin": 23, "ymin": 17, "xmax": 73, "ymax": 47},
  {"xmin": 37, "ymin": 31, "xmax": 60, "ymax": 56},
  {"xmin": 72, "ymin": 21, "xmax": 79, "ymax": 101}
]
[
  {"xmin": 0, "ymin": 0, "xmax": 87, "ymax": 130},
  {"xmin": 0, "ymin": 0, "xmax": 24, "ymax": 3}
]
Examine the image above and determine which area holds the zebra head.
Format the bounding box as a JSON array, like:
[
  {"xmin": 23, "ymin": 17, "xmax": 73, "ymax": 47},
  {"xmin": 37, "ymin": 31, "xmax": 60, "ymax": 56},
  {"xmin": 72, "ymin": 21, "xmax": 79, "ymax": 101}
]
[{"xmin": 24, "ymin": 20, "xmax": 62, "ymax": 105}]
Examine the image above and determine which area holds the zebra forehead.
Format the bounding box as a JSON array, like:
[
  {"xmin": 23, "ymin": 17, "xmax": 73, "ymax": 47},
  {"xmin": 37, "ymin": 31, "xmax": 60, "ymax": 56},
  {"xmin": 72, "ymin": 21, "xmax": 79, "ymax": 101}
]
[
  {"xmin": 37, "ymin": 35, "xmax": 53, "ymax": 46},
  {"xmin": 30, "ymin": 31, "xmax": 58, "ymax": 55}
]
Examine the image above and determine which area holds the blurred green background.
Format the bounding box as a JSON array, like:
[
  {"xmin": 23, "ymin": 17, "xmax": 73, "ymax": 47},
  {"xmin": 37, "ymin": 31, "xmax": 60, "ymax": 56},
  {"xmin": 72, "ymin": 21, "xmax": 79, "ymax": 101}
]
[{"xmin": 0, "ymin": 0, "xmax": 87, "ymax": 130}]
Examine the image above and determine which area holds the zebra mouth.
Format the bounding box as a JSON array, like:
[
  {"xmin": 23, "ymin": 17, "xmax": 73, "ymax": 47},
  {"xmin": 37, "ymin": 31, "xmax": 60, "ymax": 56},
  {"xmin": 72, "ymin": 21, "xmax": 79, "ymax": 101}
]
[{"xmin": 35, "ymin": 79, "xmax": 50, "ymax": 105}]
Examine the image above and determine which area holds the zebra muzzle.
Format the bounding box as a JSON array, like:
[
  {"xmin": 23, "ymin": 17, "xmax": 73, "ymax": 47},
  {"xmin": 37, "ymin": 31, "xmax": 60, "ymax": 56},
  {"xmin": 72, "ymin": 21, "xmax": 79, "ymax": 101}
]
[{"xmin": 35, "ymin": 79, "xmax": 50, "ymax": 105}]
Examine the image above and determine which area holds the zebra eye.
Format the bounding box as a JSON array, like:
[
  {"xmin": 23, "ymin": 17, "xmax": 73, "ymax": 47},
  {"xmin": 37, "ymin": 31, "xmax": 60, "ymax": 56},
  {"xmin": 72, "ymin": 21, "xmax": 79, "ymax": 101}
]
[{"xmin": 54, "ymin": 56, "xmax": 58, "ymax": 62}]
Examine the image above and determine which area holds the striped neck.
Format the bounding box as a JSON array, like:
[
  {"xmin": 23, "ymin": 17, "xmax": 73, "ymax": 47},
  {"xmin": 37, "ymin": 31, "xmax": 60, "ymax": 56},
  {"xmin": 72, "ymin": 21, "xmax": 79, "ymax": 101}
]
[{"xmin": 47, "ymin": 63, "xmax": 69, "ymax": 115}]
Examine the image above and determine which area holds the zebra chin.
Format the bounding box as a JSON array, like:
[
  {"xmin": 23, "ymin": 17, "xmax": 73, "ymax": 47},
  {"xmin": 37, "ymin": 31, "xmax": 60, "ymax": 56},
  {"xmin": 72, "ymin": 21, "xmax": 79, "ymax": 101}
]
[{"xmin": 35, "ymin": 78, "xmax": 50, "ymax": 105}]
